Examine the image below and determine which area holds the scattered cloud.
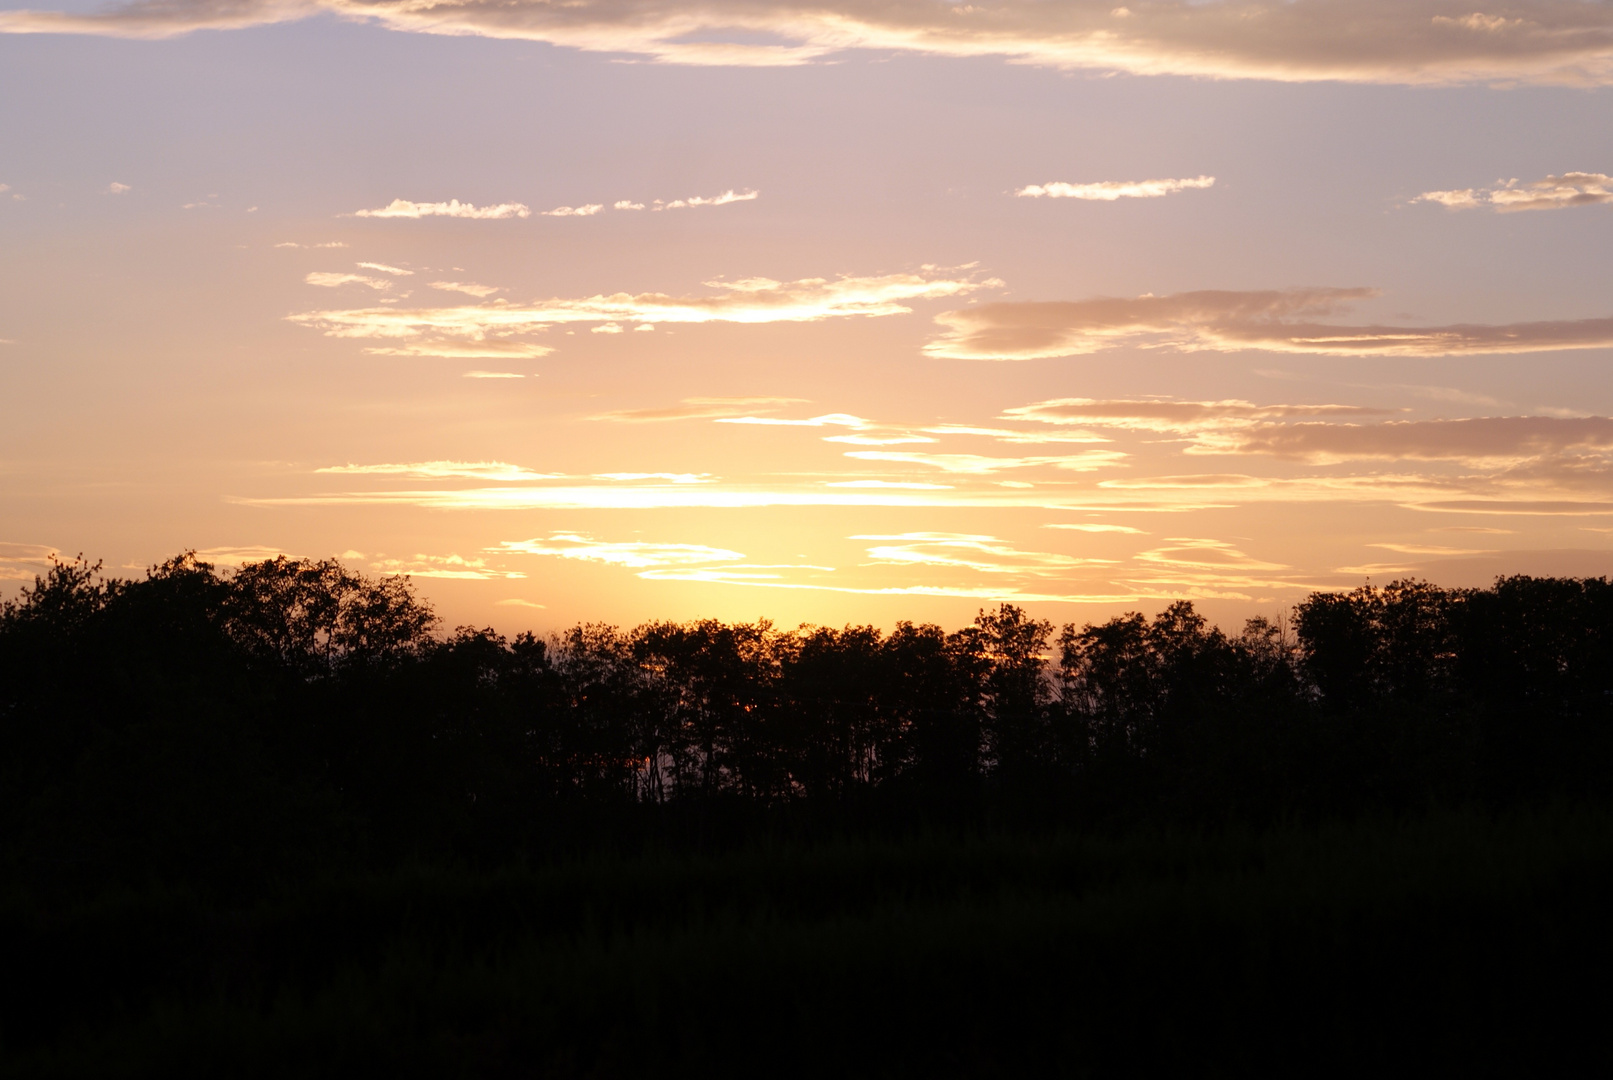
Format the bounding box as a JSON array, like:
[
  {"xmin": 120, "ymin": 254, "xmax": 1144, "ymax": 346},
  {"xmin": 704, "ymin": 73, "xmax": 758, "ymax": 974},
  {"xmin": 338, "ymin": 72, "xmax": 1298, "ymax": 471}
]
[
  {"xmin": 926, "ymin": 288, "xmax": 1613, "ymax": 360},
  {"xmin": 496, "ymin": 598, "xmax": 547, "ymax": 608},
  {"xmin": 655, "ymin": 189, "xmax": 758, "ymax": 210},
  {"xmin": 316, "ymin": 461, "xmax": 561, "ymax": 481},
  {"xmin": 1205, "ymin": 414, "xmax": 1613, "ymax": 465},
  {"xmin": 1368, "ymin": 542, "xmax": 1492, "ymax": 555},
  {"xmin": 614, "ymin": 200, "xmax": 645, "ymax": 210},
  {"xmin": 823, "ymin": 433, "xmax": 939, "ymax": 446},
  {"xmin": 591, "ymin": 396, "xmax": 808, "ymax": 422},
  {"xmin": 717, "ymin": 412, "xmax": 868, "ymax": 428},
  {"xmin": 463, "ymin": 370, "xmax": 524, "ymax": 378},
  {"xmin": 0, "ymin": 542, "xmax": 61, "ymax": 581},
  {"xmin": 9, "ymin": 2, "xmax": 1613, "ymax": 85},
  {"xmin": 357, "ymin": 261, "xmax": 412, "ymax": 276},
  {"xmin": 853, "ymin": 532, "xmax": 1114, "ymax": 575},
  {"xmin": 1003, "ymin": 398, "xmax": 1386, "ymax": 433},
  {"xmin": 826, "ymin": 480, "xmax": 952, "ymax": 489},
  {"xmin": 920, "ymin": 424, "xmax": 1112, "ymax": 445},
  {"xmin": 1016, "ymin": 175, "xmax": 1213, "ymax": 200},
  {"xmin": 351, "ymin": 198, "xmax": 530, "ymax": 219},
  {"xmin": 305, "ymin": 271, "xmax": 393, "ymax": 290},
  {"xmin": 843, "ymin": 449, "xmax": 1128, "ymax": 473},
  {"xmin": 541, "ymin": 203, "xmax": 604, "ymax": 217},
  {"xmin": 594, "ymin": 472, "xmax": 714, "ymax": 484},
  {"xmin": 363, "ymin": 341, "xmax": 554, "ymax": 358},
  {"xmin": 369, "ymin": 553, "xmax": 526, "ymax": 579},
  {"xmin": 1044, "ymin": 523, "xmax": 1147, "ymax": 534},
  {"xmin": 194, "ymin": 545, "xmax": 295, "ymax": 566},
  {"xmin": 430, "ymin": 281, "xmax": 501, "ymax": 297},
  {"xmin": 289, "ymin": 269, "xmax": 991, "ymax": 349},
  {"xmin": 1415, "ymin": 172, "xmax": 1613, "ymax": 212},
  {"xmin": 275, "ymin": 241, "xmax": 348, "ymax": 248},
  {"xmin": 105, "ymin": 181, "xmax": 131, "ymax": 194},
  {"xmin": 495, "ymin": 533, "xmax": 744, "ymax": 568}
]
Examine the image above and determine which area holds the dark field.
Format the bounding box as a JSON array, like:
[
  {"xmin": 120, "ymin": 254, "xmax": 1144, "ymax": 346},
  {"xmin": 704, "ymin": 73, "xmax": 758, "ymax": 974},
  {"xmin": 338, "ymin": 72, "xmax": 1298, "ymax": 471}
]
[
  {"xmin": 8, "ymin": 808, "xmax": 1611, "ymax": 1077},
  {"xmin": 3, "ymin": 554, "xmax": 1612, "ymax": 1074}
]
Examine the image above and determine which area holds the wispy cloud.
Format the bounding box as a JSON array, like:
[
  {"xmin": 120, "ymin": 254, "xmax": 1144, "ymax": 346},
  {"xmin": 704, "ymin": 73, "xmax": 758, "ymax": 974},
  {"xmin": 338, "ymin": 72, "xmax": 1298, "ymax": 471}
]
[
  {"xmin": 357, "ymin": 261, "xmax": 412, "ymax": 276},
  {"xmin": 105, "ymin": 181, "xmax": 131, "ymax": 194},
  {"xmin": 1044, "ymin": 523, "xmax": 1147, "ymax": 534},
  {"xmin": 430, "ymin": 281, "xmax": 500, "ymax": 298},
  {"xmin": 290, "ymin": 270, "xmax": 990, "ymax": 350},
  {"xmin": 463, "ymin": 370, "xmax": 524, "ymax": 378},
  {"xmin": 1415, "ymin": 172, "xmax": 1613, "ymax": 212},
  {"xmin": 275, "ymin": 241, "xmax": 347, "ymax": 249},
  {"xmin": 594, "ymin": 472, "xmax": 714, "ymax": 484},
  {"xmin": 1004, "ymin": 397, "xmax": 1389, "ymax": 434},
  {"xmin": 316, "ymin": 461, "xmax": 560, "ymax": 481},
  {"xmin": 1207, "ymin": 414, "xmax": 1613, "ymax": 465},
  {"xmin": 351, "ymin": 198, "xmax": 531, "ymax": 220},
  {"xmin": 927, "ymin": 288, "xmax": 1613, "ymax": 360},
  {"xmin": 194, "ymin": 545, "xmax": 296, "ymax": 566},
  {"xmin": 826, "ymin": 480, "xmax": 952, "ymax": 489},
  {"xmin": 1368, "ymin": 542, "xmax": 1492, "ymax": 555},
  {"xmin": 363, "ymin": 341, "xmax": 554, "ymax": 359},
  {"xmin": 591, "ymin": 396, "xmax": 808, "ymax": 422},
  {"xmin": 369, "ymin": 553, "xmax": 526, "ymax": 579},
  {"xmin": 0, "ymin": 542, "xmax": 61, "ymax": 581},
  {"xmin": 1016, "ymin": 175, "xmax": 1213, "ymax": 200},
  {"xmin": 844, "ymin": 449, "xmax": 1128, "ymax": 474},
  {"xmin": 854, "ymin": 532, "xmax": 1113, "ymax": 575},
  {"xmin": 495, "ymin": 533, "xmax": 744, "ymax": 568},
  {"xmin": 305, "ymin": 271, "xmax": 393, "ymax": 290},
  {"xmin": 717, "ymin": 412, "xmax": 869, "ymax": 429},
  {"xmin": 541, "ymin": 203, "xmax": 604, "ymax": 217},
  {"xmin": 9, "ymin": 2, "xmax": 1613, "ymax": 85},
  {"xmin": 656, "ymin": 189, "xmax": 758, "ymax": 210},
  {"xmin": 823, "ymin": 433, "xmax": 939, "ymax": 446}
]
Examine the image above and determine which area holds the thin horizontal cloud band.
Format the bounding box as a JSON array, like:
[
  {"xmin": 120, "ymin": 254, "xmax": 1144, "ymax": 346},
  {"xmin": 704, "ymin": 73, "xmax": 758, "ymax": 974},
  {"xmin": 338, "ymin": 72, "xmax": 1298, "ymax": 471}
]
[
  {"xmin": 6, "ymin": 1, "xmax": 1613, "ymax": 85},
  {"xmin": 1415, "ymin": 172, "xmax": 1613, "ymax": 212},
  {"xmin": 926, "ymin": 288, "xmax": 1613, "ymax": 359},
  {"xmin": 1003, "ymin": 399, "xmax": 1613, "ymax": 464},
  {"xmin": 289, "ymin": 271, "xmax": 990, "ymax": 343}
]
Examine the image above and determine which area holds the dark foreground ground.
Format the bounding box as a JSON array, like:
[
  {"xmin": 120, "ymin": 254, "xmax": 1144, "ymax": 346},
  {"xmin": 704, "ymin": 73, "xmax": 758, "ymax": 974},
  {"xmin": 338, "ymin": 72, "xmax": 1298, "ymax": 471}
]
[{"xmin": 5, "ymin": 804, "xmax": 1610, "ymax": 1077}]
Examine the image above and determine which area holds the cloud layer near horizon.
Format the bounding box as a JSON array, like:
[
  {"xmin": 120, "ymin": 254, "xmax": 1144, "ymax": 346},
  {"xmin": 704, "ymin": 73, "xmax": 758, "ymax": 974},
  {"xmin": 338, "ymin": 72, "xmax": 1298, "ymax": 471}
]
[
  {"xmin": 5, "ymin": 1, "xmax": 1613, "ymax": 85},
  {"xmin": 926, "ymin": 288, "xmax": 1613, "ymax": 360}
]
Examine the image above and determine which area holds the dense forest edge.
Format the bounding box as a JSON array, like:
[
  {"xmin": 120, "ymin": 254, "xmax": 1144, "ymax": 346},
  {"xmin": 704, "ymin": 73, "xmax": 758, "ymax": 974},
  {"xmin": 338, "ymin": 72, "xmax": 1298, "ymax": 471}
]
[{"xmin": 3, "ymin": 553, "xmax": 1612, "ymax": 1074}]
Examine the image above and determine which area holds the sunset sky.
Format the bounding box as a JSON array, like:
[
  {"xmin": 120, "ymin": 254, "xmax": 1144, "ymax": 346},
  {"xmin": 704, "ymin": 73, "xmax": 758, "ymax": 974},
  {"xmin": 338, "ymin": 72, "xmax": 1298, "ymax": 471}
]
[{"xmin": 3, "ymin": 0, "xmax": 1612, "ymax": 632}]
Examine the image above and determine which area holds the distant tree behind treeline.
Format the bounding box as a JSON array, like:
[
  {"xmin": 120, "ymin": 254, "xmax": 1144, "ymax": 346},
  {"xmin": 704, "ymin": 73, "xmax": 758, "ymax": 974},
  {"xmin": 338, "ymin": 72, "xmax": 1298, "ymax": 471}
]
[{"xmin": 3, "ymin": 553, "xmax": 1612, "ymax": 886}]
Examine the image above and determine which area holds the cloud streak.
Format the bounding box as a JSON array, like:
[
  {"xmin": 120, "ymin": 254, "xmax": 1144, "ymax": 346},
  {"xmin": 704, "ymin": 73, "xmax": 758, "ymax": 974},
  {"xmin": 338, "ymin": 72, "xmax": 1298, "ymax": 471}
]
[
  {"xmin": 1016, "ymin": 175, "xmax": 1214, "ymax": 200},
  {"xmin": 591, "ymin": 396, "xmax": 808, "ymax": 423},
  {"xmin": 305, "ymin": 271, "xmax": 393, "ymax": 290},
  {"xmin": 1208, "ymin": 415, "xmax": 1613, "ymax": 465},
  {"xmin": 926, "ymin": 288, "xmax": 1613, "ymax": 360},
  {"xmin": 1416, "ymin": 172, "xmax": 1613, "ymax": 212},
  {"xmin": 7, "ymin": 1, "xmax": 1613, "ymax": 85},
  {"xmin": 854, "ymin": 532, "xmax": 1113, "ymax": 575},
  {"xmin": 351, "ymin": 198, "xmax": 531, "ymax": 219},
  {"xmin": 290, "ymin": 270, "xmax": 989, "ymax": 349},
  {"xmin": 844, "ymin": 449, "xmax": 1128, "ymax": 474},
  {"xmin": 316, "ymin": 460, "xmax": 561, "ymax": 481},
  {"xmin": 496, "ymin": 533, "xmax": 744, "ymax": 568}
]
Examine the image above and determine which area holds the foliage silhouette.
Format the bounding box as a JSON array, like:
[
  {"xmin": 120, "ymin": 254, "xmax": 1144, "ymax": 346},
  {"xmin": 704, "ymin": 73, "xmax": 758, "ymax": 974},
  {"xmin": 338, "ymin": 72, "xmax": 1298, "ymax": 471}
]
[{"xmin": 3, "ymin": 552, "xmax": 1612, "ymax": 1072}]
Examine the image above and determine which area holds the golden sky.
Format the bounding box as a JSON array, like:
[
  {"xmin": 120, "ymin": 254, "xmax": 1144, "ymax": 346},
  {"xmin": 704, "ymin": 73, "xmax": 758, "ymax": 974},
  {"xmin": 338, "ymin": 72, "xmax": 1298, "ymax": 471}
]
[{"xmin": 3, "ymin": 0, "xmax": 1612, "ymax": 631}]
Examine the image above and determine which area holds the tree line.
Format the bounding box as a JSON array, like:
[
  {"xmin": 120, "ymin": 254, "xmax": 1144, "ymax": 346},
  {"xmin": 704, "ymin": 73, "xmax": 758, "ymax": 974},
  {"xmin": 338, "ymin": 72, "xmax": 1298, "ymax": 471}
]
[{"xmin": 3, "ymin": 552, "xmax": 1611, "ymax": 885}]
